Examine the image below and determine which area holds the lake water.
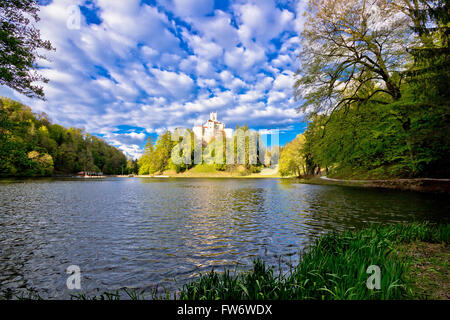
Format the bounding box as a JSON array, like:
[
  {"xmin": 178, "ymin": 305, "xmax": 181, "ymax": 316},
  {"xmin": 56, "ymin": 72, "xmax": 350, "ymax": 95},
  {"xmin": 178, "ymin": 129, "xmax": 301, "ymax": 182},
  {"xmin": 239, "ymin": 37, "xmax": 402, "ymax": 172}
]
[{"xmin": 0, "ymin": 177, "xmax": 448, "ymax": 299}]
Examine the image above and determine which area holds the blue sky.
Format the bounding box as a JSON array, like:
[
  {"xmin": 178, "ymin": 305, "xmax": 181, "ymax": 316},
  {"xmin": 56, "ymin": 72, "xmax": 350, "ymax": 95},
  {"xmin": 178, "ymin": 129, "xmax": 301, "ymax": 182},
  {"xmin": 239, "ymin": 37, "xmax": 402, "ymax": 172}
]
[{"xmin": 1, "ymin": 0, "xmax": 308, "ymax": 159}]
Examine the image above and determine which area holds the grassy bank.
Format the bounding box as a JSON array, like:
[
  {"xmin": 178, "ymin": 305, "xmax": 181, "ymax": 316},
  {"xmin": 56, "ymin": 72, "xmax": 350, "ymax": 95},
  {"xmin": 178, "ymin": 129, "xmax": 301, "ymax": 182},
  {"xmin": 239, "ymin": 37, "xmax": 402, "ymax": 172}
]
[
  {"xmin": 176, "ymin": 223, "xmax": 449, "ymax": 300},
  {"xmin": 2, "ymin": 223, "xmax": 448, "ymax": 300},
  {"xmin": 138, "ymin": 164, "xmax": 282, "ymax": 178},
  {"xmin": 298, "ymin": 176, "xmax": 450, "ymax": 193}
]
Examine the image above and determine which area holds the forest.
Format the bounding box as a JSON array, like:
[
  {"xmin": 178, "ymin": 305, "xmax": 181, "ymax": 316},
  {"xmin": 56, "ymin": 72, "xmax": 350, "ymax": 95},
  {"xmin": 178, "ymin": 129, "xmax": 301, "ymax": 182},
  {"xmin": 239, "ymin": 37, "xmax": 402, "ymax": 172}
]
[
  {"xmin": 0, "ymin": 97, "xmax": 128, "ymax": 177},
  {"xmin": 279, "ymin": 0, "xmax": 449, "ymax": 179},
  {"xmin": 1, "ymin": 0, "xmax": 448, "ymax": 180},
  {"xmin": 137, "ymin": 124, "xmax": 275, "ymax": 176}
]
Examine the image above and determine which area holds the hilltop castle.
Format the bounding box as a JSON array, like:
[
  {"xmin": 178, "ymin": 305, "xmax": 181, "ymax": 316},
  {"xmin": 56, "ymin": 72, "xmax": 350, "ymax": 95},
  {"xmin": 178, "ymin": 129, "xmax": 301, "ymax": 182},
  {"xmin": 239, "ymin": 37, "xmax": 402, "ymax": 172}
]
[{"xmin": 193, "ymin": 112, "xmax": 233, "ymax": 144}]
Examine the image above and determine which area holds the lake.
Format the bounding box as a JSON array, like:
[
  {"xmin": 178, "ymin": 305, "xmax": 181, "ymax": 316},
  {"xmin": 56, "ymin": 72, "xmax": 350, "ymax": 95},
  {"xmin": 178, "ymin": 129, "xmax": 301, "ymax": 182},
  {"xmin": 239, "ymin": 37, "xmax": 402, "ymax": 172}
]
[{"xmin": 0, "ymin": 177, "xmax": 448, "ymax": 299}]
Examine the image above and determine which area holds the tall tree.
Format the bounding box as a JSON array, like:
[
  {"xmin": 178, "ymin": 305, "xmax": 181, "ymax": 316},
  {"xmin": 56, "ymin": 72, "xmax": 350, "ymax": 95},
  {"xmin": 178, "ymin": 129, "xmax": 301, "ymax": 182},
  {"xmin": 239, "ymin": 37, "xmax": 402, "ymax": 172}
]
[
  {"xmin": 0, "ymin": 0, "xmax": 54, "ymax": 99},
  {"xmin": 404, "ymin": 0, "xmax": 449, "ymax": 103},
  {"xmin": 0, "ymin": 97, "xmax": 127, "ymax": 176},
  {"xmin": 294, "ymin": 0, "xmax": 411, "ymax": 117},
  {"xmin": 152, "ymin": 131, "xmax": 172, "ymax": 174},
  {"xmin": 138, "ymin": 137, "xmax": 155, "ymax": 175},
  {"xmin": 279, "ymin": 134, "xmax": 307, "ymax": 177}
]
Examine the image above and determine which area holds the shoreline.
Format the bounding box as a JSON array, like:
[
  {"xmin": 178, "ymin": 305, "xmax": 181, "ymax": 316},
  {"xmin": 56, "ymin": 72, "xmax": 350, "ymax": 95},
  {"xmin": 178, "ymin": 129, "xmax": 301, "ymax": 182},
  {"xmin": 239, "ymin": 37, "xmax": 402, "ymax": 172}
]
[
  {"xmin": 295, "ymin": 176, "xmax": 450, "ymax": 193},
  {"xmin": 133, "ymin": 174, "xmax": 450, "ymax": 193},
  {"xmin": 135, "ymin": 174, "xmax": 282, "ymax": 179},
  {"xmin": 2, "ymin": 174, "xmax": 449, "ymax": 193}
]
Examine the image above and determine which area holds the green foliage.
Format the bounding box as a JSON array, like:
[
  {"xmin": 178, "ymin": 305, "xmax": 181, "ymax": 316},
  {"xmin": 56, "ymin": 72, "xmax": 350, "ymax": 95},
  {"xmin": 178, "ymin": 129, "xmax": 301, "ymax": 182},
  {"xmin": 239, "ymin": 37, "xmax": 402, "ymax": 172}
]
[
  {"xmin": 136, "ymin": 124, "xmax": 268, "ymax": 175},
  {"xmin": 301, "ymin": 91, "xmax": 450, "ymax": 179},
  {"xmin": 27, "ymin": 150, "xmax": 53, "ymax": 175},
  {"xmin": 0, "ymin": 97, "xmax": 127, "ymax": 176},
  {"xmin": 176, "ymin": 222, "xmax": 449, "ymax": 300},
  {"xmin": 153, "ymin": 131, "xmax": 173, "ymax": 173},
  {"xmin": 190, "ymin": 163, "xmax": 216, "ymax": 173},
  {"xmin": 293, "ymin": 0, "xmax": 450, "ymax": 179},
  {"xmin": 138, "ymin": 132, "xmax": 173, "ymax": 174},
  {"xmin": 294, "ymin": 0, "xmax": 408, "ymax": 116},
  {"xmin": 125, "ymin": 158, "xmax": 138, "ymax": 175},
  {"xmin": 138, "ymin": 137, "xmax": 155, "ymax": 175},
  {"xmin": 0, "ymin": 0, "xmax": 54, "ymax": 99},
  {"xmin": 248, "ymin": 165, "xmax": 261, "ymax": 174},
  {"xmin": 279, "ymin": 134, "xmax": 306, "ymax": 177},
  {"xmin": 169, "ymin": 129, "xmax": 194, "ymax": 173},
  {"xmin": 5, "ymin": 222, "xmax": 448, "ymax": 300}
]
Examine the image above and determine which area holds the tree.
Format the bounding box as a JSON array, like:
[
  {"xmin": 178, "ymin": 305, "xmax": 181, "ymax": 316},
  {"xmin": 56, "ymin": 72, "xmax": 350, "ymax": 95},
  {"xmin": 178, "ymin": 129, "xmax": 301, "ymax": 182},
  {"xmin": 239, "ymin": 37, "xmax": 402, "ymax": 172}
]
[
  {"xmin": 138, "ymin": 137, "xmax": 155, "ymax": 175},
  {"xmin": 289, "ymin": 0, "xmax": 450, "ymax": 179},
  {"xmin": 294, "ymin": 0, "xmax": 411, "ymax": 117},
  {"xmin": 27, "ymin": 150, "xmax": 53, "ymax": 175},
  {"xmin": 0, "ymin": 97, "xmax": 128, "ymax": 176},
  {"xmin": 390, "ymin": 0, "xmax": 448, "ymax": 47},
  {"xmin": 0, "ymin": 0, "xmax": 54, "ymax": 99},
  {"xmin": 137, "ymin": 132, "xmax": 173, "ymax": 174},
  {"xmin": 170, "ymin": 128, "xmax": 194, "ymax": 173},
  {"xmin": 152, "ymin": 131, "xmax": 172, "ymax": 174},
  {"xmin": 403, "ymin": 0, "xmax": 449, "ymax": 103},
  {"xmin": 401, "ymin": 0, "xmax": 450, "ymax": 175},
  {"xmin": 279, "ymin": 134, "xmax": 307, "ymax": 177}
]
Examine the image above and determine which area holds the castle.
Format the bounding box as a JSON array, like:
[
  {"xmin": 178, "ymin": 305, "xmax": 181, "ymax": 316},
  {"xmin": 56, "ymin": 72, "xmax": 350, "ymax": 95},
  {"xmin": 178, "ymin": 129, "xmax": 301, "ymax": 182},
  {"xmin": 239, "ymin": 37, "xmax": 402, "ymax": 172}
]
[{"xmin": 193, "ymin": 112, "xmax": 233, "ymax": 144}]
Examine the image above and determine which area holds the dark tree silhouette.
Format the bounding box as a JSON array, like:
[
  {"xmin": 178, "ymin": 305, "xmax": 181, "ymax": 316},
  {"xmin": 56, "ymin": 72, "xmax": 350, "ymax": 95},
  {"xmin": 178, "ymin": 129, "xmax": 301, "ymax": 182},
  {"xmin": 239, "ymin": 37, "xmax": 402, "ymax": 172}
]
[{"xmin": 0, "ymin": 0, "xmax": 54, "ymax": 99}]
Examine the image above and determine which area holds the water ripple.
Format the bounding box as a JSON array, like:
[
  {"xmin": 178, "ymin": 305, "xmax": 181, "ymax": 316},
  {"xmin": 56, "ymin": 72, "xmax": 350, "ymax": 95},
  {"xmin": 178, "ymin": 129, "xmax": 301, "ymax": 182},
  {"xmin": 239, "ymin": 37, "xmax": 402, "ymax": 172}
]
[{"xmin": 0, "ymin": 177, "xmax": 449, "ymax": 298}]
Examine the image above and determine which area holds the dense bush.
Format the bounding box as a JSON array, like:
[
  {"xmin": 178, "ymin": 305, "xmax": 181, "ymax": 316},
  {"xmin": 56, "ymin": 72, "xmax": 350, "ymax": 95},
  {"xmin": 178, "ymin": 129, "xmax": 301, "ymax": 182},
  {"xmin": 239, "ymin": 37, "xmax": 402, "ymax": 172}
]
[{"xmin": 0, "ymin": 97, "xmax": 127, "ymax": 176}]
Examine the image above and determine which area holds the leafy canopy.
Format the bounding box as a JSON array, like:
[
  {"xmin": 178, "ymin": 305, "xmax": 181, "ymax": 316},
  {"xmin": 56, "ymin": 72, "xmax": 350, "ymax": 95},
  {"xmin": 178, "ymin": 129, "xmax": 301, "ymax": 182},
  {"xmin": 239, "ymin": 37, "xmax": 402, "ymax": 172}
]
[{"xmin": 0, "ymin": 0, "xmax": 54, "ymax": 99}]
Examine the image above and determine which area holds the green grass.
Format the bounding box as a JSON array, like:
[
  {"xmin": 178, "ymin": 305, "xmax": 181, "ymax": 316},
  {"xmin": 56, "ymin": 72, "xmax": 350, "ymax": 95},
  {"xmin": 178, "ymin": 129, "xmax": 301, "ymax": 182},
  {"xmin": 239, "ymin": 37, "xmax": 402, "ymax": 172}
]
[
  {"xmin": 176, "ymin": 223, "xmax": 449, "ymax": 300},
  {"xmin": 2, "ymin": 222, "xmax": 448, "ymax": 300},
  {"xmin": 189, "ymin": 164, "xmax": 217, "ymax": 173}
]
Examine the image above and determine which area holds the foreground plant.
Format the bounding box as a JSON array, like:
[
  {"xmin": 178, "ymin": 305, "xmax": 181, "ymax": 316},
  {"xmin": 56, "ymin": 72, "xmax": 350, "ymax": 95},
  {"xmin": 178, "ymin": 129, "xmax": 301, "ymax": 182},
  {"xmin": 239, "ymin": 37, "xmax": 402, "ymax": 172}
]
[
  {"xmin": 2, "ymin": 222, "xmax": 448, "ymax": 300},
  {"xmin": 178, "ymin": 222, "xmax": 448, "ymax": 300}
]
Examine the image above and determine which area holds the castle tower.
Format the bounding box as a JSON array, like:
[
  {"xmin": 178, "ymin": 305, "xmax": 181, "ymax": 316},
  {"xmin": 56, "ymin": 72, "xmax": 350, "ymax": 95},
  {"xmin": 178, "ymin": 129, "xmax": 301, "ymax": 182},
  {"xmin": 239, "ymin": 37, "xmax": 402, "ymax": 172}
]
[{"xmin": 194, "ymin": 112, "xmax": 233, "ymax": 144}]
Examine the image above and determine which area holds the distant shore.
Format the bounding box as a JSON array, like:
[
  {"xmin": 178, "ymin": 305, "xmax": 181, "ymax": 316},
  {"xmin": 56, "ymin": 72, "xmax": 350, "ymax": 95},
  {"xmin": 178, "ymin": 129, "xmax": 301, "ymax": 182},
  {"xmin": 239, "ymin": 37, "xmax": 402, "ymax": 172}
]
[
  {"xmin": 135, "ymin": 164, "xmax": 282, "ymax": 179},
  {"xmin": 132, "ymin": 173, "xmax": 450, "ymax": 193},
  {"xmin": 3, "ymin": 173, "xmax": 449, "ymax": 193},
  {"xmin": 299, "ymin": 176, "xmax": 450, "ymax": 193},
  {"xmin": 85, "ymin": 172, "xmax": 450, "ymax": 192},
  {"xmin": 135, "ymin": 173, "xmax": 282, "ymax": 179}
]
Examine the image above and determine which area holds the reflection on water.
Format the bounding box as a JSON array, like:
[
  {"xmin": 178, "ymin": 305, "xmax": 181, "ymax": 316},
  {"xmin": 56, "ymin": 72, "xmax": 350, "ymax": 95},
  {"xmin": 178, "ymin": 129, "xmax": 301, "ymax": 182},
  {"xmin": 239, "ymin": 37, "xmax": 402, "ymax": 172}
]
[{"xmin": 0, "ymin": 177, "xmax": 448, "ymax": 298}]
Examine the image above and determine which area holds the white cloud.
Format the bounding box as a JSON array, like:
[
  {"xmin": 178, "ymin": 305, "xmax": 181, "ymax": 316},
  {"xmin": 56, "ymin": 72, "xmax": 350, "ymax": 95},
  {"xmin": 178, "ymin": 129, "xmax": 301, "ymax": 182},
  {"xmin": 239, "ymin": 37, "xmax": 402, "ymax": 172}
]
[
  {"xmin": 186, "ymin": 10, "xmax": 240, "ymax": 50},
  {"xmin": 150, "ymin": 68, "xmax": 195, "ymax": 100},
  {"xmin": 184, "ymin": 90, "xmax": 234, "ymax": 113},
  {"xmin": 273, "ymin": 72, "xmax": 294, "ymax": 91},
  {"xmin": 224, "ymin": 45, "xmax": 266, "ymax": 71},
  {"xmin": 268, "ymin": 90, "xmax": 286, "ymax": 104},
  {"xmin": 239, "ymin": 90, "xmax": 262, "ymax": 103},
  {"xmin": 0, "ymin": 0, "xmax": 306, "ymax": 158},
  {"xmin": 184, "ymin": 33, "xmax": 223, "ymax": 60},
  {"xmin": 124, "ymin": 132, "xmax": 146, "ymax": 141},
  {"xmin": 197, "ymin": 78, "xmax": 218, "ymax": 88},
  {"xmin": 234, "ymin": 0, "xmax": 294, "ymax": 46}
]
